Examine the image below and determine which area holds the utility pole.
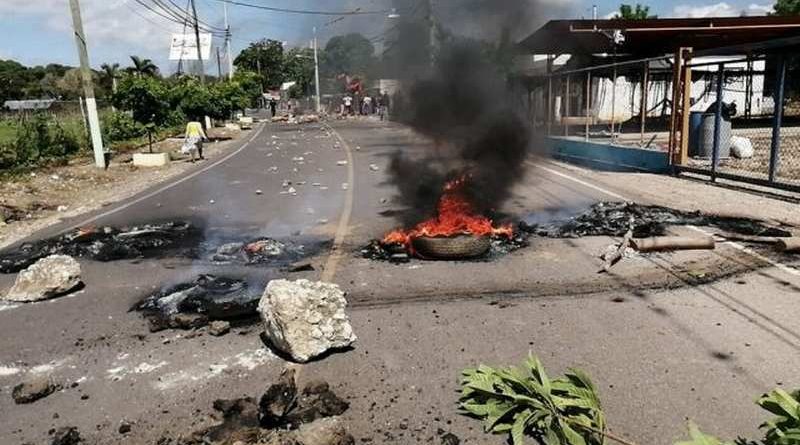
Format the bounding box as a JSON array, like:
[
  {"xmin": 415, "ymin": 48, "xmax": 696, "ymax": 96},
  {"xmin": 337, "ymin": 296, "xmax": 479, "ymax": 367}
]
[
  {"xmin": 216, "ymin": 47, "xmax": 223, "ymax": 78},
  {"xmin": 224, "ymin": 1, "xmax": 234, "ymax": 80},
  {"xmin": 68, "ymin": 0, "xmax": 105, "ymax": 168},
  {"xmin": 313, "ymin": 27, "xmax": 321, "ymax": 114},
  {"xmin": 190, "ymin": 0, "xmax": 205, "ymax": 83},
  {"xmin": 424, "ymin": 0, "xmax": 436, "ymax": 65}
]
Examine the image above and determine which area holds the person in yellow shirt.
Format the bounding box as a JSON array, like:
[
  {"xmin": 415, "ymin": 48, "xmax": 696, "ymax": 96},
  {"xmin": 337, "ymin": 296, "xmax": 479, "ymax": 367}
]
[{"xmin": 182, "ymin": 121, "xmax": 208, "ymax": 162}]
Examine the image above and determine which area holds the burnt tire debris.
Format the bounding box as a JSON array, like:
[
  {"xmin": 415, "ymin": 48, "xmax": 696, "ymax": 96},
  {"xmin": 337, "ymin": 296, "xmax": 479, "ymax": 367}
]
[
  {"xmin": 135, "ymin": 274, "xmax": 260, "ymax": 332},
  {"xmin": 361, "ymin": 233, "xmax": 529, "ymax": 263},
  {"xmin": 0, "ymin": 222, "xmax": 202, "ymax": 274},
  {"xmin": 522, "ymin": 201, "xmax": 792, "ymax": 239}
]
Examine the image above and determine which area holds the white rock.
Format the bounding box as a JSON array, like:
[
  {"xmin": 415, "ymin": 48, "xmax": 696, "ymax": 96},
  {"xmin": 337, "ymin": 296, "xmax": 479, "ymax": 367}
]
[
  {"xmin": 5, "ymin": 255, "xmax": 82, "ymax": 302},
  {"xmin": 258, "ymin": 279, "xmax": 356, "ymax": 363}
]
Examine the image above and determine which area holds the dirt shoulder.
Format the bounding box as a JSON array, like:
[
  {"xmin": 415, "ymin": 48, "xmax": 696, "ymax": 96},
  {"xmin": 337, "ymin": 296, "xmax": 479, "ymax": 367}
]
[{"xmin": 0, "ymin": 125, "xmax": 255, "ymax": 249}]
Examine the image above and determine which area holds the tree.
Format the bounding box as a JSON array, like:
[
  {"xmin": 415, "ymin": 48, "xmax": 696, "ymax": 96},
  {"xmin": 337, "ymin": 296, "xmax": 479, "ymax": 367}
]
[
  {"xmin": 233, "ymin": 39, "xmax": 284, "ymax": 89},
  {"xmin": 100, "ymin": 63, "xmax": 120, "ymax": 94},
  {"xmin": 614, "ymin": 3, "xmax": 657, "ymax": 19},
  {"xmin": 54, "ymin": 68, "xmax": 87, "ymax": 100},
  {"xmin": 0, "ymin": 59, "xmax": 29, "ymax": 102},
  {"xmin": 113, "ymin": 75, "xmax": 169, "ymax": 152},
  {"xmin": 127, "ymin": 56, "xmax": 159, "ymax": 77},
  {"xmin": 773, "ymin": 0, "xmax": 800, "ymax": 15},
  {"xmin": 169, "ymin": 77, "xmax": 223, "ymax": 122},
  {"xmin": 282, "ymin": 48, "xmax": 315, "ymax": 99},
  {"xmin": 322, "ymin": 33, "xmax": 376, "ymax": 79}
]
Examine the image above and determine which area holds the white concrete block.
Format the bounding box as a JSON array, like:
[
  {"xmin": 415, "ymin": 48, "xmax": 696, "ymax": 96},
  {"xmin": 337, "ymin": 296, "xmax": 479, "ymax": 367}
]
[{"xmin": 133, "ymin": 152, "xmax": 170, "ymax": 167}]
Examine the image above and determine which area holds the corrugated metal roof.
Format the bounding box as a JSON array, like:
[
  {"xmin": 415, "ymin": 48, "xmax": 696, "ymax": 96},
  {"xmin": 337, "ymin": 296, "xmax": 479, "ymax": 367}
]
[{"xmin": 518, "ymin": 16, "xmax": 800, "ymax": 56}]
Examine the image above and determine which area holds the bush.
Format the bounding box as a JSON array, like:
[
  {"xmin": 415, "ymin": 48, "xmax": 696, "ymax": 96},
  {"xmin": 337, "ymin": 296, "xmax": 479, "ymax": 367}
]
[
  {"xmin": 0, "ymin": 114, "xmax": 81, "ymax": 170},
  {"xmin": 103, "ymin": 111, "xmax": 145, "ymax": 143}
]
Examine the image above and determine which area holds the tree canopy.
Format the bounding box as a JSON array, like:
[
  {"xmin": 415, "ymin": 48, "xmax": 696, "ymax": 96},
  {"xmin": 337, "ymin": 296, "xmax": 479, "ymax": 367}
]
[
  {"xmin": 773, "ymin": 0, "xmax": 800, "ymax": 15},
  {"xmin": 322, "ymin": 33, "xmax": 376, "ymax": 78},
  {"xmin": 614, "ymin": 3, "xmax": 657, "ymax": 19},
  {"xmin": 233, "ymin": 39, "xmax": 285, "ymax": 89}
]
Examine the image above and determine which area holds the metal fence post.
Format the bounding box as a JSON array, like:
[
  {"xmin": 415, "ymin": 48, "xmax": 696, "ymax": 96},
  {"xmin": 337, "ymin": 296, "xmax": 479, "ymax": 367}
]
[
  {"xmin": 564, "ymin": 75, "xmax": 570, "ymax": 136},
  {"xmin": 711, "ymin": 63, "xmax": 724, "ymax": 181},
  {"xmin": 547, "ymin": 74, "xmax": 553, "ymax": 136},
  {"xmin": 769, "ymin": 55, "xmax": 787, "ymax": 183},
  {"xmin": 640, "ymin": 61, "xmax": 649, "ymax": 146},
  {"xmin": 585, "ymin": 71, "xmax": 591, "ymax": 142},
  {"xmin": 611, "ymin": 64, "xmax": 617, "ymax": 142}
]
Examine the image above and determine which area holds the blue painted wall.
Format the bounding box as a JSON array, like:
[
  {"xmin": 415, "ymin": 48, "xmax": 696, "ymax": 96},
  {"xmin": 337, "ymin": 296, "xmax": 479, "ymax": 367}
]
[{"xmin": 546, "ymin": 137, "xmax": 670, "ymax": 173}]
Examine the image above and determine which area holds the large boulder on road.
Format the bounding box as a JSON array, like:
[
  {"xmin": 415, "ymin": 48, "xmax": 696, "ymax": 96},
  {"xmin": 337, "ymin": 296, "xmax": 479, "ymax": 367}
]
[
  {"xmin": 259, "ymin": 279, "xmax": 356, "ymax": 363},
  {"xmin": 4, "ymin": 255, "xmax": 82, "ymax": 302}
]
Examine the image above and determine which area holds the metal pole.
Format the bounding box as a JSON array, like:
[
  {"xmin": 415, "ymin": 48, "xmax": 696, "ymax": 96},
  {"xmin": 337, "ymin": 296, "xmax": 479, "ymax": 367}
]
[
  {"xmin": 769, "ymin": 55, "xmax": 787, "ymax": 183},
  {"xmin": 547, "ymin": 55, "xmax": 553, "ymax": 136},
  {"xmin": 224, "ymin": 0, "xmax": 233, "ymax": 80},
  {"xmin": 585, "ymin": 71, "xmax": 591, "ymax": 142},
  {"xmin": 611, "ymin": 64, "xmax": 617, "ymax": 142},
  {"xmin": 711, "ymin": 63, "xmax": 724, "ymax": 181},
  {"xmin": 68, "ymin": 0, "xmax": 105, "ymax": 168},
  {"xmin": 547, "ymin": 75, "xmax": 553, "ymax": 136},
  {"xmin": 564, "ymin": 75, "xmax": 570, "ymax": 136},
  {"xmin": 313, "ymin": 27, "xmax": 321, "ymax": 114},
  {"xmin": 640, "ymin": 61, "xmax": 649, "ymax": 146},
  {"xmin": 190, "ymin": 0, "xmax": 205, "ymax": 83},
  {"xmin": 216, "ymin": 47, "xmax": 223, "ymax": 78}
]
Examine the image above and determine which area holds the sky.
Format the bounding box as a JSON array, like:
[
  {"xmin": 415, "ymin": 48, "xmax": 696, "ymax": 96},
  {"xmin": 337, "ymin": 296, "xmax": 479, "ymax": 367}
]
[{"xmin": 0, "ymin": 0, "xmax": 777, "ymax": 72}]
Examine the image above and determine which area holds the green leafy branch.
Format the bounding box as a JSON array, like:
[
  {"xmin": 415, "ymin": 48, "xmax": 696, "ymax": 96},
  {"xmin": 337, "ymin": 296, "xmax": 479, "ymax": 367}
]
[{"xmin": 459, "ymin": 355, "xmax": 800, "ymax": 445}]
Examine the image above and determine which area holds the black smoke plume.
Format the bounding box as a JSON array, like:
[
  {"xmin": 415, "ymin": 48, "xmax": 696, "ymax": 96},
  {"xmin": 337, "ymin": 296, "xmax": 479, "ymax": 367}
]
[{"xmin": 387, "ymin": 0, "xmax": 544, "ymax": 226}]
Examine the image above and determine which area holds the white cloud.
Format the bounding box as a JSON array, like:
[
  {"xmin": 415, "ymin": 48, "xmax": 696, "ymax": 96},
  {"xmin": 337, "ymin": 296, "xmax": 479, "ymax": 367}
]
[
  {"xmin": 2, "ymin": 0, "xmax": 184, "ymax": 66},
  {"xmin": 672, "ymin": 2, "xmax": 773, "ymax": 17}
]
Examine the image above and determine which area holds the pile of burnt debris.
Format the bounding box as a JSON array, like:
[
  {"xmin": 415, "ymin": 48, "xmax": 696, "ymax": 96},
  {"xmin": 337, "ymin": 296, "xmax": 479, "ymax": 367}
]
[
  {"xmin": 361, "ymin": 232, "xmax": 529, "ymax": 263},
  {"xmin": 159, "ymin": 369, "xmax": 353, "ymax": 445},
  {"xmin": 134, "ymin": 274, "xmax": 259, "ymax": 332},
  {"xmin": 0, "ymin": 222, "xmax": 201, "ymax": 273},
  {"xmin": 0, "ymin": 221, "xmax": 330, "ymax": 274},
  {"xmin": 209, "ymin": 237, "xmax": 328, "ymax": 267},
  {"xmin": 522, "ymin": 201, "xmax": 792, "ymax": 239}
]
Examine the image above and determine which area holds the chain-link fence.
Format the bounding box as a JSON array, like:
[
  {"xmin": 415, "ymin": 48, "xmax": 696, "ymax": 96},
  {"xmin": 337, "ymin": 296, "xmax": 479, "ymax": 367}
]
[
  {"xmin": 681, "ymin": 52, "xmax": 800, "ymax": 190},
  {"xmin": 528, "ymin": 40, "xmax": 800, "ymax": 192},
  {"xmin": 530, "ymin": 54, "xmax": 675, "ymax": 153}
]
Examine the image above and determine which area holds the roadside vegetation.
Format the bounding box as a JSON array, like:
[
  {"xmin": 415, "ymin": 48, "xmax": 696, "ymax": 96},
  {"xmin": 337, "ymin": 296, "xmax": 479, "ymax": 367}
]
[{"xmin": 460, "ymin": 354, "xmax": 800, "ymax": 445}]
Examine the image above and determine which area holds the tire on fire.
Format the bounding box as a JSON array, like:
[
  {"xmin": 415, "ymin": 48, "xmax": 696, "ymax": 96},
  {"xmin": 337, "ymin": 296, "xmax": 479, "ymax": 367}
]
[{"xmin": 411, "ymin": 235, "xmax": 491, "ymax": 260}]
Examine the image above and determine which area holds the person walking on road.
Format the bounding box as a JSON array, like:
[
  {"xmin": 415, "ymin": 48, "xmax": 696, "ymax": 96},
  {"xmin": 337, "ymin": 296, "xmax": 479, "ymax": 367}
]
[
  {"xmin": 182, "ymin": 120, "xmax": 207, "ymax": 162},
  {"xmin": 379, "ymin": 91, "xmax": 391, "ymax": 121},
  {"xmin": 343, "ymin": 95, "xmax": 353, "ymax": 116},
  {"xmin": 269, "ymin": 99, "xmax": 277, "ymax": 117}
]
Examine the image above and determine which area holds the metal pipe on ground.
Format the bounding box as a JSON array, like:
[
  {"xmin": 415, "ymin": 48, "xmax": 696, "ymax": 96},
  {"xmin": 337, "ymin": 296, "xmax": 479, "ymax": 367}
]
[{"xmin": 632, "ymin": 236, "xmax": 716, "ymax": 252}]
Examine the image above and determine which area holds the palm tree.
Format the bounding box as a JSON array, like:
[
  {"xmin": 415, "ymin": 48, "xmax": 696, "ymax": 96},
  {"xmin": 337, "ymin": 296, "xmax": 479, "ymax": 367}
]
[
  {"xmin": 128, "ymin": 56, "xmax": 159, "ymax": 77},
  {"xmin": 100, "ymin": 63, "xmax": 120, "ymax": 93}
]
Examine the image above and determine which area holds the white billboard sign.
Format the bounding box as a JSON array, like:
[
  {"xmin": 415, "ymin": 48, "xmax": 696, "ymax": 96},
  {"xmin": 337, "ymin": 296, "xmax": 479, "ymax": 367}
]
[{"xmin": 169, "ymin": 33, "xmax": 212, "ymax": 61}]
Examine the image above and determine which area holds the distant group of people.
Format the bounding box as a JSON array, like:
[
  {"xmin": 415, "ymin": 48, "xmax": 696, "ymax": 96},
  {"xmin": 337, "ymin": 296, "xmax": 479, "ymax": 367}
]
[{"xmin": 341, "ymin": 92, "xmax": 391, "ymax": 120}]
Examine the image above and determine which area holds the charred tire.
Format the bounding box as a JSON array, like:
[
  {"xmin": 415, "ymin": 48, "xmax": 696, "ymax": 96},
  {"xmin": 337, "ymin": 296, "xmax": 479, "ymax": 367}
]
[{"xmin": 412, "ymin": 235, "xmax": 491, "ymax": 260}]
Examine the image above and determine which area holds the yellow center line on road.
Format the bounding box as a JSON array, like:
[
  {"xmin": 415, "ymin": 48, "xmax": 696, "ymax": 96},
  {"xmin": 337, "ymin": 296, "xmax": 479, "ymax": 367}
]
[
  {"xmin": 529, "ymin": 159, "xmax": 800, "ymax": 278},
  {"xmin": 321, "ymin": 124, "xmax": 355, "ymax": 282}
]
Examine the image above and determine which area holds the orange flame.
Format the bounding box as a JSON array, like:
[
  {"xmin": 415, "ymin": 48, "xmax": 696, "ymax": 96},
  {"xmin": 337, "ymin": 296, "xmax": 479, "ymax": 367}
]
[{"xmin": 382, "ymin": 175, "xmax": 512, "ymax": 250}]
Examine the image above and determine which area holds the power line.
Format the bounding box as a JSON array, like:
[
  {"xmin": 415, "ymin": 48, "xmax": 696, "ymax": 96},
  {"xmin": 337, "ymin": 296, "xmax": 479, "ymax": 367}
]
[
  {"xmin": 133, "ymin": 0, "xmax": 225, "ymax": 35},
  {"xmin": 209, "ymin": 0, "xmax": 392, "ymax": 16}
]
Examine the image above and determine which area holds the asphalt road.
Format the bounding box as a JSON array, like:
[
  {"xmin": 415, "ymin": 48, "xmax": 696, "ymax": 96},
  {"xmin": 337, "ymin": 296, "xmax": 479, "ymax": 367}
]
[{"xmin": 1, "ymin": 118, "xmax": 799, "ymax": 445}]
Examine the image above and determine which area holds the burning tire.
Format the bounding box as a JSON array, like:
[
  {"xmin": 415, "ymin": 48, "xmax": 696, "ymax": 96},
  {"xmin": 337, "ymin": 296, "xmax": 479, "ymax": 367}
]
[{"xmin": 411, "ymin": 235, "xmax": 491, "ymax": 260}]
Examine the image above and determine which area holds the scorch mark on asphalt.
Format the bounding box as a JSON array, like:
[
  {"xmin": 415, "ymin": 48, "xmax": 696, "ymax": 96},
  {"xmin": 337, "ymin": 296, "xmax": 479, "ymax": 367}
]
[{"xmin": 321, "ymin": 124, "xmax": 355, "ymax": 282}]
